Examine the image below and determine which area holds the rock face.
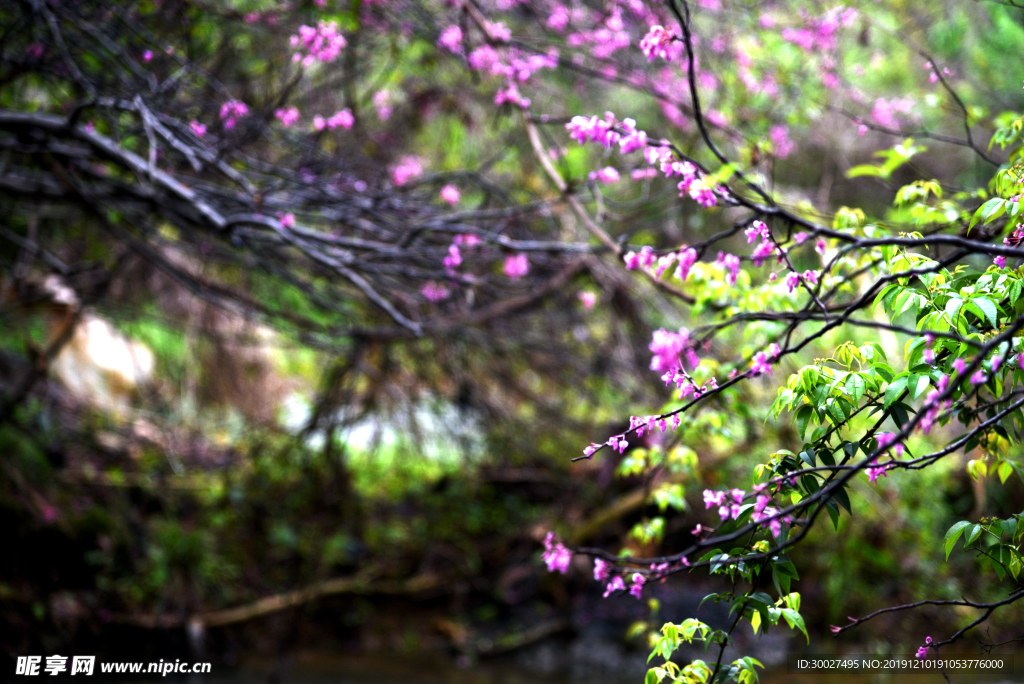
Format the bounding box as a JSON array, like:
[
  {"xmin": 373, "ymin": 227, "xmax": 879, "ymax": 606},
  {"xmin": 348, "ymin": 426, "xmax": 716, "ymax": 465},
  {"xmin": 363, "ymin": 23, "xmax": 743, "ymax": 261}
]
[{"xmin": 51, "ymin": 314, "xmax": 154, "ymax": 418}]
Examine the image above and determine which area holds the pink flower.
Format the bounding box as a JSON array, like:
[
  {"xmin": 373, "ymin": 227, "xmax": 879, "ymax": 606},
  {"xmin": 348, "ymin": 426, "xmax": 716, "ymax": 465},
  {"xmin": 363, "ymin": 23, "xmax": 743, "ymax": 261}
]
[
  {"xmin": 189, "ymin": 120, "xmax": 206, "ymax": 137},
  {"xmin": 750, "ymin": 351, "xmax": 772, "ymax": 376},
  {"xmin": 994, "ymin": 255, "xmax": 1006, "ymax": 268},
  {"xmin": 453, "ymin": 234, "xmax": 481, "ymax": 247},
  {"xmin": 219, "ymin": 100, "xmax": 249, "ymax": 130},
  {"xmin": 770, "ymin": 124, "xmax": 795, "ymax": 159},
  {"xmin": 142, "ymin": 50, "xmax": 153, "ymax": 63},
  {"xmin": 717, "ymin": 252, "xmax": 741, "ymax": 285},
  {"xmin": 504, "ymin": 253, "xmax": 530, "ymax": 280},
  {"xmin": 275, "ymin": 106, "xmax": 300, "ymax": 127},
  {"xmin": 639, "ymin": 25, "xmax": 677, "ymax": 61},
  {"xmin": 313, "ymin": 115, "xmax": 326, "ymax": 131},
  {"xmin": 785, "ymin": 271, "xmax": 801, "ymax": 293},
  {"xmin": 440, "ymin": 185, "xmax": 461, "ymax": 204},
  {"xmin": 443, "ymin": 245, "xmax": 462, "ymax": 273},
  {"xmin": 421, "ymin": 281, "xmax": 450, "ymax": 302},
  {"xmin": 278, "ymin": 212, "xmax": 295, "ymax": 228},
  {"xmin": 629, "ymin": 573, "xmax": 645, "ymax": 599},
  {"xmin": 391, "ymin": 156, "xmax": 424, "ymax": 186},
  {"xmin": 603, "ymin": 575, "xmax": 626, "ymax": 597},
  {"xmin": 674, "ymin": 247, "xmax": 698, "ymax": 281},
  {"xmin": 438, "ymin": 25, "xmax": 463, "ymax": 53},
  {"xmin": 290, "ymin": 21, "xmax": 347, "ymax": 65},
  {"xmin": 373, "ymin": 91, "xmax": 393, "ymax": 122},
  {"xmin": 590, "ymin": 167, "xmax": 620, "ymax": 184},
  {"xmin": 578, "ymin": 291, "xmax": 597, "ymax": 309},
  {"xmin": 327, "ymin": 109, "xmax": 354, "ymax": 130},
  {"xmin": 952, "ymin": 358, "xmax": 966, "ymax": 375},
  {"xmin": 541, "ymin": 532, "xmax": 573, "ymax": 574},
  {"xmin": 703, "ymin": 489, "xmax": 726, "ymax": 508},
  {"xmin": 793, "ymin": 232, "xmax": 808, "ymax": 244}
]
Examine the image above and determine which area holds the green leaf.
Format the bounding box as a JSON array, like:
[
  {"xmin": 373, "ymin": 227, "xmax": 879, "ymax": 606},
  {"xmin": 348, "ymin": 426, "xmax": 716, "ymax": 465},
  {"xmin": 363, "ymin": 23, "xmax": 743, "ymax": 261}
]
[
  {"xmin": 910, "ymin": 374, "xmax": 930, "ymax": 401},
  {"xmin": 944, "ymin": 520, "xmax": 971, "ymax": 560},
  {"xmin": 973, "ymin": 296, "xmax": 999, "ymax": 328},
  {"xmin": 794, "ymin": 405, "xmax": 813, "ymax": 440},
  {"xmin": 844, "ymin": 373, "xmax": 865, "ymax": 404},
  {"xmin": 970, "ymin": 198, "xmax": 1007, "ymax": 230},
  {"xmin": 884, "ymin": 374, "xmax": 909, "ymax": 409},
  {"xmin": 779, "ymin": 608, "xmax": 809, "ymax": 643},
  {"xmin": 966, "ymin": 523, "xmax": 983, "ymax": 547}
]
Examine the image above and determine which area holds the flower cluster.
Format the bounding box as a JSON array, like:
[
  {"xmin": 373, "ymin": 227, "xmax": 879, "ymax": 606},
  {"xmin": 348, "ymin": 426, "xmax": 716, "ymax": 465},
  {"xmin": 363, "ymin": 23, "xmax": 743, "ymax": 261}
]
[
  {"xmin": 290, "ymin": 21, "xmax": 347, "ymax": 67},
  {"xmin": 440, "ymin": 185, "xmax": 460, "ymax": 204},
  {"xmin": 716, "ymin": 252, "xmax": 741, "ymax": 286},
  {"xmin": 274, "ymin": 106, "xmax": 300, "ymax": 127},
  {"xmin": 391, "ymin": 156, "xmax": 424, "ymax": 186},
  {"xmin": 314, "ymin": 109, "xmax": 354, "ymax": 131},
  {"xmin": 750, "ymin": 343, "xmax": 781, "ymax": 376},
  {"xmin": 918, "ymin": 374, "xmax": 950, "ymax": 434},
  {"xmin": 704, "ymin": 488, "xmax": 746, "ymax": 521},
  {"xmin": 745, "ymin": 220, "xmax": 784, "ymax": 267},
  {"xmin": 784, "ymin": 269, "xmax": 820, "ymax": 293},
  {"xmin": 504, "ymin": 253, "xmax": 530, "ymax": 279},
  {"xmin": 189, "ymin": 120, "xmax": 206, "ymax": 137},
  {"xmin": 421, "ymin": 281, "xmax": 451, "ymax": 302},
  {"xmin": 915, "ymin": 636, "xmax": 932, "ymax": 659},
  {"xmin": 437, "ymin": 25, "xmax": 463, "ymax": 54},
  {"xmin": 639, "ymin": 25, "xmax": 679, "ymax": 61},
  {"xmin": 219, "ymin": 100, "xmax": 249, "ymax": 130},
  {"xmin": 443, "ymin": 245, "xmax": 462, "ymax": 274},
  {"xmin": 567, "ymin": 9, "xmax": 630, "ymax": 60},
  {"xmin": 567, "ymin": 112, "xmax": 647, "ymax": 153},
  {"xmin": 541, "ymin": 532, "xmax": 572, "ymax": 574},
  {"xmin": 649, "ymin": 328, "xmax": 699, "ymax": 373}
]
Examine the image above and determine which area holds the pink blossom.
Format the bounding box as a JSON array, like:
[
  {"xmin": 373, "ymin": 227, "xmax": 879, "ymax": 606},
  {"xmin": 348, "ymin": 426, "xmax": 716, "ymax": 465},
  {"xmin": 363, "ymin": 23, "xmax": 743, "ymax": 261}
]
[
  {"xmin": 603, "ymin": 575, "xmax": 626, "ymax": 597},
  {"xmin": 548, "ymin": 5, "xmax": 569, "ymax": 32},
  {"xmin": 594, "ymin": 559, "xmax": 611, "ymax": 581},
  {"xmin": 443, "ymin": 245, "xmax": 462, "ymax": 273},
  {"xmin": 650, "ymin": 328, "xmax": 694, "ymax": 372},
  {"xmin": 815, "ymin": 239, "xmax": 827, "ymax": 255},
  {"xmin": 142, "ymin": 50, "xmax": 153, "ymax": 63},
  {"xmin": 703, "ymin": 489, "xmax": 726, "ymax": 508},
  {"xmin": 746, "ymin": 221, "xmax": 770, "ymax": 243},
  {"xmin": 876, "ymin": 432, "xmax": 905, "ymax": 457},
  {"xmin": 639, "ymin": 25, "xmax": 677, "ymax": 61},
  {"xmin": 971, "ymin": 370, "xmax": 987, "ymax": 385},
  {"xmin": 440, "ymin": 185, "xmax": 461, "ymax": 205},
  {"xmin": 629, "ymin": 573, "xmax": 645, "ymax": 599},
  {"xmin": 770, "ymin": 124, "xmax": 795, "ymax": 159},
  {"xmin": 952, "ymin": 358, "xmax": 966, "ymax": 375},
  {"xmin": 994, "ymin": 255, "xmax": 1006, "ymax": 268},
  {"xmin": 454, "ymin": 234, "xmax": 482, "ymax": 247},
  {"xmin": 717, "ymin": 252, "xmax": 741, "ymax": 285},
  {"xmin": 750, "ymin": 351, "xmax": 772, "ymax": 376},
  {"xmin": 313, "ymin": 115, "xmax": 326, "ymax": 131},
  {"xmin": 391, "ymin": 156, "xmax": 423, "ymax": 186},
  {"xmin": 688, "ymin": 179, "xmax": 717, "ymax": 208},
  {"xmin": 373, "ymin": 91, "xmax": 393, "ymax": 122},
  {"xmin": 541, "ymin": 532, "xmax": 573, "ymax": 574},
  {"xmin": 290, "ymin": 21, "xmax": 347, "ymax": 65},
  {"xmin": 219, "ymin": 100, "xmax": 249, "ymax": 130},
  {"xmin": 578, "ymin": 291, "xmax": 597, "ymax": 309},
  {"xmin": 495, "ymin": 83, "xmax": 531, "ymax": 109},
  {"xmin": 487, "ymin": 21, "xmax": 512, "ymax": 42},
  {"xmin": 590, "ymin": 167, "xmax": 620, "ymax": 184},
  {"xmin": 421, "ymin": 281, "xmax": 450, "ymax": 302},
  {"xmin": 631, "ymin": 168, "xmax": 658, "ymax": 180},
  {"xmin": 793, "ymin": 232, "xmax": 808, "ymax": 244},
  {"xmin": 673, "ymin": 248, "xmax": 698, "ymax": 281},
  {"xmin": 504, "ymin": 253, "xmax": 530, "ymax": 280},
  {"xmin": 785, "ymin": 271, "xmax": 801, "ymax": 293},
  {"xmin": 189, "ymin": 120, "xmax": 206, "ymax": 137},
  {"xmin": 327, "ymin": 109, "xmax": 354, "ymax": 130},
  {"xmin": 275, "ymin": 106, "xmax": 300, "ymax": 127},
  {"xmin": 278, "ymin": 212, "xmax": 295, "ymax": 228},
  {"xmin": 438, "ymin": 25, "xmax": 463, "ymax": 53}
]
